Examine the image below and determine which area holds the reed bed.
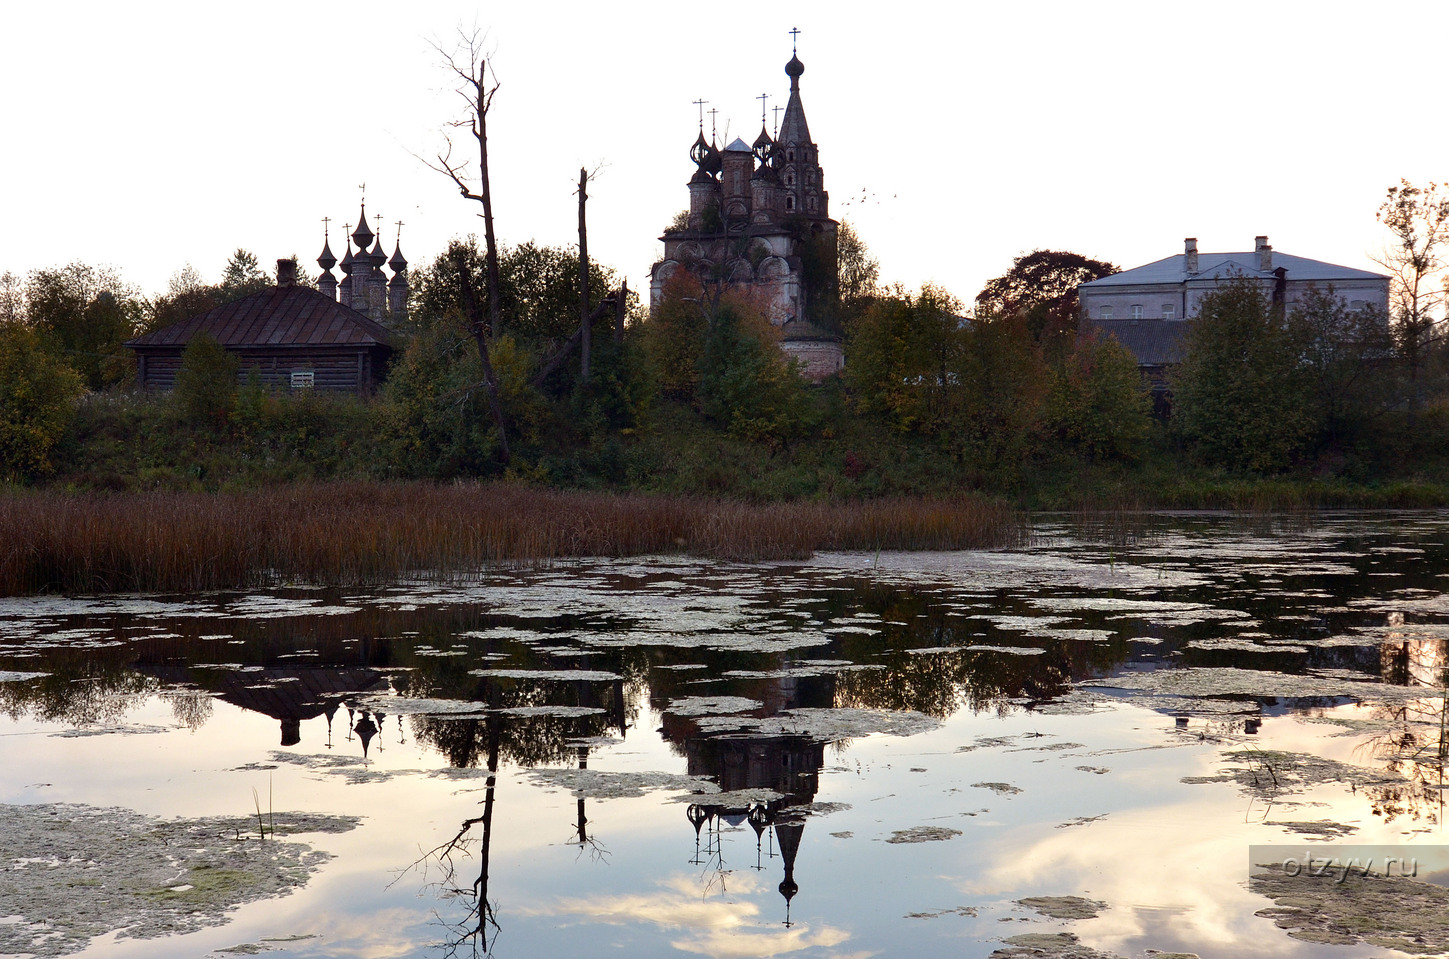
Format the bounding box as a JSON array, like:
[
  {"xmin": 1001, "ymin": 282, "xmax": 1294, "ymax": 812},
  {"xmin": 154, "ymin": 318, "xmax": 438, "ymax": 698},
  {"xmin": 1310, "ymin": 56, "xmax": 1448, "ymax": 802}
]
[{"xmin": 0, "ymin": 483, "xmax": 1025, "ymax": 596}]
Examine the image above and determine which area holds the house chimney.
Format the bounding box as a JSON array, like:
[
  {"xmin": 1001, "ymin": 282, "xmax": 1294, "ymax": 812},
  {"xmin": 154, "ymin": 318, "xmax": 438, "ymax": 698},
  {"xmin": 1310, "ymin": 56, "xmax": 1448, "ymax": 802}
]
[
  {"xmin": 276, "ymin": 258, "xmax": 296, "ymax": 288},
  {"xmin": 1184, "ymin": 237, "xmax": 1199, "ymax": 274},
  {"xmin": 1255, "ymin": 235, "xmax": 1272, "ymax": 271}
]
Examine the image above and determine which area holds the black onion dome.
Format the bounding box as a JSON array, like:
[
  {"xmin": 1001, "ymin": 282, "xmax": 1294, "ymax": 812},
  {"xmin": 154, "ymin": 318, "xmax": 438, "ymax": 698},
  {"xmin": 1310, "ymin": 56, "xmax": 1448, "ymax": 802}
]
[
  {"xmin": 785, "ymin": 54, "xmax": 804, "ymax": 79},
  {"xmin": 317, "ymin": 239, "xmax": 337, "ymax": 271}
]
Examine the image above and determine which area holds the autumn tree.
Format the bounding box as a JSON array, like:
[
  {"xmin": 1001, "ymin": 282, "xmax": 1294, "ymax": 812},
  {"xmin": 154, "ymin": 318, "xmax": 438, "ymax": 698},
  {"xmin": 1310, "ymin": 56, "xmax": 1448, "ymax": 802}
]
[
  {"xmin": 1374, "ymin": 180, "xmax": 1449, "ymax": 413},
  {"xmin": 975, "ymin": 250, "xmax": 1118, "ymax": 348}
]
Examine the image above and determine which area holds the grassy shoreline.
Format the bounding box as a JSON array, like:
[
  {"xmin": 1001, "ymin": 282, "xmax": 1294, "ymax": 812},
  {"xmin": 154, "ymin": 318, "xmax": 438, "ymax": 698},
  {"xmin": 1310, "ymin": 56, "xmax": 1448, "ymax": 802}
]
[{"xmin": 0, "ymin": 482, "xmax": 1024, "ymax": 596}]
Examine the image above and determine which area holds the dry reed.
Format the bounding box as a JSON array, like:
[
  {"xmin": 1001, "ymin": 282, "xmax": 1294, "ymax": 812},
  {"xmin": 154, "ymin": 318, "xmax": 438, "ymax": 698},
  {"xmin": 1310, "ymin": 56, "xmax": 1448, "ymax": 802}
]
[{"xmin": 0, "ymin": 483, "xmax": 1023, "ymax": 596}]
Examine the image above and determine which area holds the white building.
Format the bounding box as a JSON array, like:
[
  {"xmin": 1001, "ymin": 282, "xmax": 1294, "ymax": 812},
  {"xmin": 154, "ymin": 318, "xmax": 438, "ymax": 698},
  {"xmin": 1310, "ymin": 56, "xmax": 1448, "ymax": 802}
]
[{"xmin": 1077, "ymin": 236, "xmax": 1389, "ymax": 380}]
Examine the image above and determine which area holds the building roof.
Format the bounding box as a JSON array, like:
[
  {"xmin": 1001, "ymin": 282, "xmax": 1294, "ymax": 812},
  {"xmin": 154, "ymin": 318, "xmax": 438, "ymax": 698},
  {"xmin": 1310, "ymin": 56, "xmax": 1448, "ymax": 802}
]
[
  {"xmin": 127, "ymin": 285, "xmax": 394, "ymax": 350},
  {"xmin": 1086, "ymin": 319, "xmax": 1187, "ymax": 367},
  {"xmin": 1080, "ymin": 251, "xmax": 1387, "ymax": 289}
]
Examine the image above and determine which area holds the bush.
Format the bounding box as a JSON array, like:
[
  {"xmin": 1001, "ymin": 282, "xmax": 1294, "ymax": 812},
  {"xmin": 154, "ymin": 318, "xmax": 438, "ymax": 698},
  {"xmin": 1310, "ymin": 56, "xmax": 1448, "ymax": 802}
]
[{"xmin": 174, "ymin": 333, "xmax": 239, "ymax": 426}]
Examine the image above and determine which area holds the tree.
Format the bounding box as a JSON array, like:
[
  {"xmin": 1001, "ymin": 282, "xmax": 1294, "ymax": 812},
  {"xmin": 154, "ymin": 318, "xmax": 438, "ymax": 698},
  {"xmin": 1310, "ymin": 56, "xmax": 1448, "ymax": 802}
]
[
  {"xmin": 1374, "ymin": 180, "xmax": 1449, "ymax": 414},
  {"xmin": 220, "ymin": 249, "xmax": 270, "ymax": 298},
  {"xmin": 24, "ymin": 262, "xmax": 144, "ymax": 390},
  {"xmin": 0, "ymin": 322, "xmax": 85, "ymax": 481},
  {"xmin": 174, "ymin": 333, "xmax": 240, "ymax": 427},
  {"xmin": 836, "ymin": 220, "xmax": 880, "ymax": 316},
  {"xmin": 425, "ymin": 29, "xmax": 510, "ymax": 460},
  {"xmin": 1045, "ymin": 332, "xmax": 1152, "ymax": 461},
  {"xmin": 1287, "ymin": 288, "xmax": 1396, "ymax": 451},
  {"xmin": 845, "ymin": 284, "xmax": 971, "ymax": 433},
  {"xmin": 975, "ymin": 250, "xmax": 1118, "ymax": 346},
  {"xmin": 1170, "ymin": 277, "xmax": 1315, "ymax": 472}
]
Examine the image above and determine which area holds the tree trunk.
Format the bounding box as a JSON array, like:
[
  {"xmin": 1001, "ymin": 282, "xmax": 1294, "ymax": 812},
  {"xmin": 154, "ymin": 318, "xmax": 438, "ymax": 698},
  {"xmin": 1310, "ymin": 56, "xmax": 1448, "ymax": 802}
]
[
  {"xmin": 452, "ymin": 249, "xmax": 510, "ymax": 464},
  {"xmin": 615, "ymin": 279, "xmax": 627, "ymax": 344},
  {"xmin": 477, "ymin": 97, "xmax": 502, "ymax": 339},
  {"xmin": 578, "ymin": 167, "xmax": 591, "ymax": 385}
]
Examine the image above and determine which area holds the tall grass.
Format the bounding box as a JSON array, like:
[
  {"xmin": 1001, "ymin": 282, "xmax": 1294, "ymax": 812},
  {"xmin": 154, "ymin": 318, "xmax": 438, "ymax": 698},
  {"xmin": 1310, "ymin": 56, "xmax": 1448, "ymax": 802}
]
[{"xmin": 0, "ymin": 483, "xmax": 1024, "ymax": 596}]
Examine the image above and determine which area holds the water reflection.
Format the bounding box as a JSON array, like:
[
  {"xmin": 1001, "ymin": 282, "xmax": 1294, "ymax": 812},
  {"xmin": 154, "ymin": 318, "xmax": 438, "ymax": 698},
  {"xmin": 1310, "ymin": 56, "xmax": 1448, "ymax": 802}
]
[{"xmin": 7, "ymin": 515, "xmax": 1449, "ymax": 956}]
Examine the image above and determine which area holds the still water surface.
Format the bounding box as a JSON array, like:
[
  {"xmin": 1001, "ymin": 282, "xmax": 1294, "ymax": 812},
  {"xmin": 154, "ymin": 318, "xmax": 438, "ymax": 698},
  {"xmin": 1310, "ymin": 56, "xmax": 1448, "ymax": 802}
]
[{"xmin": 4, "ymin": 513, "xmax": 1449, "ymax": 958}]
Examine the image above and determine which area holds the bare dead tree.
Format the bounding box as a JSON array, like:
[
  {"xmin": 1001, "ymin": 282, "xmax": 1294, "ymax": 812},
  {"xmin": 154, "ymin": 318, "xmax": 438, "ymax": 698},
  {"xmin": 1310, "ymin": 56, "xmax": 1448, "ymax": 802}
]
[
  {"xmin": 427, "ymin": 30, "xmax": 503, "ymax": 340},
  {"xmin": 421, "ymin": 29, "xmax": 509, "ymax": 463},
  {"xmin": 1374, "ymin": 180, "xmax": 1449, "ymax": 417}
]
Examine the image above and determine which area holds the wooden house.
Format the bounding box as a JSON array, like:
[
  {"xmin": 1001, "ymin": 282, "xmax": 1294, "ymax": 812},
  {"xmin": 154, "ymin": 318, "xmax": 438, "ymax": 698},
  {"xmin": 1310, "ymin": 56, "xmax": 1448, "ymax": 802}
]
[{"xmin": 126, "ymin": 259, "xmax": 395, "ymax": 394}]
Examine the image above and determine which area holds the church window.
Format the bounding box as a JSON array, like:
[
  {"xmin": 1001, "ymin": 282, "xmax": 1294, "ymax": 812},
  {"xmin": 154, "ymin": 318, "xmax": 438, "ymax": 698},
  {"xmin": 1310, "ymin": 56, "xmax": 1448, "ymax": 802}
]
[
  {"xmin": 786, "ymin": 173, "xmax": 794, "ymax": 186},
  {"xmin": 1100, "ymin": 306, "xmax": 1113, "ymax": 320},
  {"xmin": 1130, "ymin": 304, "xmax": 1143, "ymax": 320},
  {"xmin": 786, "ymin": 196, "xmax": 795, "ymax": 211},
  {"xmin": 808, "ymin": 197, "xmax": 817, "ymax": 212},
  {"xmin": 1161, "ymin": 303, "xmax": 1175, "ymax": 320},
  {"xmin": 787, "ymin": 149, "xmax": 795, "ymax": 162}
]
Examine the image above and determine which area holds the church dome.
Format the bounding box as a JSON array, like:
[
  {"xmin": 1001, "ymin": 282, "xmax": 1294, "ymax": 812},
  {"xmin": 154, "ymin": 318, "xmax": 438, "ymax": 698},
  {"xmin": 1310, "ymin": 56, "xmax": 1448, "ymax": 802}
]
[{"xmin": 785, "ymin": 54, "xmax": 804, "ymax": 79}]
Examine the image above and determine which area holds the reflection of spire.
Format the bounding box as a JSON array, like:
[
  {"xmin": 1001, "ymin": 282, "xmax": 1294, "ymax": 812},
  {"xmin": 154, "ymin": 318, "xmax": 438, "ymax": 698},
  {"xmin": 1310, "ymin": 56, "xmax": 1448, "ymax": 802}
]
[
  {"xmin": 749, "ymin": 804, "xmax": 769, "ymax": 870},
  {"xmin": 575, "ymin": 745, "xmax": 590, "ymax": 846},
  {"xmin": 355, "ymin": 711, "xmax": 378, "ymax": 757},
  {"xmin": 324, "ymin": 703, "xmax": 337, "ymax": 750},
  {"xmin": 775, "ymin": 817, "xmax": 804, "ymax": 926},
  {"xmin": 687, "ymin": 804, "xmax": 710, "ymax": 865}
]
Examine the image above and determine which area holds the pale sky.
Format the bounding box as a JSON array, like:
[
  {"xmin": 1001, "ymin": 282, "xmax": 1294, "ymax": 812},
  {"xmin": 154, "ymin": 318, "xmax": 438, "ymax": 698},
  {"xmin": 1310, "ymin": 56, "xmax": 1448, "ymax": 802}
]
[{"xmin": 3, "ymin": 1, "xmax": 1446, "ymax": 309}]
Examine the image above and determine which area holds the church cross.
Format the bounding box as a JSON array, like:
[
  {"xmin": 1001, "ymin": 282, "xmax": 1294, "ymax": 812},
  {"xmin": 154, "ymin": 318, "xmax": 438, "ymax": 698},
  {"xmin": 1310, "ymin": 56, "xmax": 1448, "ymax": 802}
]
[
  {"xmin": 394, "ymin": 220, "xmax": 404, "ymax": 245},
  {"xmin": 693, "ymin": 98, "xmax": 707, "ymax": 131},
  {"xmin": 708, "ymin": 108, "xmax": 719, "ymax": 142},
  {"xmin": 757, "ymin": 93, "xmax": 769, "ymax": 124},
  {"xmin": 343, "ymin": 223, "xmax": 351, "ymax": 250},
  {"xmin": 773, "ymin": 105, "xmax": 783, "ymax": 138},
  {"xmin": 322, "ymin": 216, "xmax": 331, "ymax": 240},
  {"xmin": 789, "ymin": 27, "xmax": 800, "ymax": 53}
]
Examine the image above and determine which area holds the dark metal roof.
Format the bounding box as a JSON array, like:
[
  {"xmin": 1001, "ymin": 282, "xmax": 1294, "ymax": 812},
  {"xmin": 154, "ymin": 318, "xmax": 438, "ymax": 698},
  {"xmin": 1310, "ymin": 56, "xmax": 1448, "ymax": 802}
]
[
  {"xmin": 126, "ymin": 285, "xmax": 394, "ymax": 349},
  {"xmin": 1086, "ymin": 318, "xmax": 1187, "ymax": 367}
]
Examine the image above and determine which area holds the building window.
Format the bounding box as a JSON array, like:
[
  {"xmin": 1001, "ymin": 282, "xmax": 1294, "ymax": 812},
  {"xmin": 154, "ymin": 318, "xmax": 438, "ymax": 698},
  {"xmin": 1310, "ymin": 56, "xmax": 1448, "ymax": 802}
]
[
  {"xmin": 787, "ymin": 149, "xmax": 795, "ymax": 161},
  {"xmin": 1161, "ymin": 304, "xmax": 1175, "ymax": 320},
  {"xmin": 786, "ymin": 196, "xmax": 794, "ymax": 211},
  {"xmin": 291, "ymin": 370, "xmax": 315, "ymax": 389},
  {"xmin": 1099, "ymin": 306, "xmax": 1113, "ymax": 320},
  {"xmin": 1130, "ymin": 304, "xmax": 1143, "ymax": 320},
  {"xmin": 1350, "ymin": 299, "xmax": 1365, "ymax": 311}
]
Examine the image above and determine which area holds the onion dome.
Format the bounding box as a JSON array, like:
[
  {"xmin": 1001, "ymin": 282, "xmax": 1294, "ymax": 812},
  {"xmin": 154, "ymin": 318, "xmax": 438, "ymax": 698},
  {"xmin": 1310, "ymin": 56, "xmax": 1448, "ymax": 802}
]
[
  {"xmin": 752, "ymin": 124, "xmax": 775, "ymax": 168},
  {"xmin": 388, "ymin": 241, "xmax": 407, "ymax": 274},
  {"xmin": 317, "ymin": 238, "xmax": 337, "ymax": 272},
  {"xmin": 339, "ymin": 243, "xmax": 355, "ymax": 275},
  {"xmin": 690, "ymin": 130, "xmax": 712, "ymax": 168},
  {"xmin": 352, "ymin": 209, "xmax": 374, "ymax": 250},
  {"xmin": 369, "ymin": 237, "xmax": 387, "ymax": 271},
  {"xmin": 785, "ymin": 54, "xmax": 804, "ymax": 80}
]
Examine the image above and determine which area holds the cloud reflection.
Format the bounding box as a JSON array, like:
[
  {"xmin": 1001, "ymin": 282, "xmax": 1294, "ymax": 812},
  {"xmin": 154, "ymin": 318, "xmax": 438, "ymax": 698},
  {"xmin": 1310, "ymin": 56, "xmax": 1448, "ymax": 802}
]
[{"xmin": 524, "ymin": 873, "xmax": 854, "ymax": 958}]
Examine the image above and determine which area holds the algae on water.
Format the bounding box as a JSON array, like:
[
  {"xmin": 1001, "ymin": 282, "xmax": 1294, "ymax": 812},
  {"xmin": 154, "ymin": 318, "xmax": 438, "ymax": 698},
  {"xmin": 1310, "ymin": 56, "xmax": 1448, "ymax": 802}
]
[{"xmin": 0, "ymin": 802, "xmax": 357, "ymax": 958}]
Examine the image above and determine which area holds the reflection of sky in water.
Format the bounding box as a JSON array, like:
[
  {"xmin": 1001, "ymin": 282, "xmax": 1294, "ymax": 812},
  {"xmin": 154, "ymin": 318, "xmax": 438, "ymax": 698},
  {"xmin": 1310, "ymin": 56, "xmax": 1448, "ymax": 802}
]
[{"xmin": 4, "ymin": 514, "xmax": 1449, "ymax": 956}]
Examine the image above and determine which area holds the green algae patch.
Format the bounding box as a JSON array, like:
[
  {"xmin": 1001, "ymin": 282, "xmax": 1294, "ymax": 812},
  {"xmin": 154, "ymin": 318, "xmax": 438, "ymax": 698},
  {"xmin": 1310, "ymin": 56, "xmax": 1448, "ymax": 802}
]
[
  {"xmin": 1017, "ymin": 895, "xmax": 1107, "ymax": 920},
  {"xmin": 0, "ymin": 802, "xmax": 358, "ymax": 957},
  {"xmin": 1251, "ymin": 861, "xmax": 1449, "ymax": 953}
]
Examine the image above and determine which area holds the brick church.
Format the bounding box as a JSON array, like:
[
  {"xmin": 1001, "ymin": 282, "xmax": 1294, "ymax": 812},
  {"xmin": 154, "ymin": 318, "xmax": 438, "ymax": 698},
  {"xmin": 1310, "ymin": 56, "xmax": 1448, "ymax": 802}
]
[{"xmin": 650, "ymin": 41, "xmax": 843, "ymax": 380}]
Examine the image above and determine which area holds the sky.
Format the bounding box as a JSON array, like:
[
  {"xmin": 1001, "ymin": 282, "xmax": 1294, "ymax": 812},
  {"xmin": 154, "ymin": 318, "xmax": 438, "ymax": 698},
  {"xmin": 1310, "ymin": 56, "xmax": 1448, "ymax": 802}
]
[{"xmin": 3, "ymin": 1, "xmax": 1446, "ymax": 309}]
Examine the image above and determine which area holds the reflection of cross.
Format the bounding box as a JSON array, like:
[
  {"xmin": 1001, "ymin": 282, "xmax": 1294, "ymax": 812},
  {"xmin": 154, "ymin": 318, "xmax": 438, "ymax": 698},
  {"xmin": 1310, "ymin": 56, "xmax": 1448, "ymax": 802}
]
[
  {"xmin": 789, "ymin": 26, "xmax": 800, "ymax": 53},
  {"xmin": 693, "ymin": 98, "xmax": 706, "ymax": 131},
  {"xmin": 757, "ymin": 92, "xmax": 769, "ymax": 124},
  {"xmin": 773, "ymin": 105, "xmax": 783, "ymax": 138},
  {"xmin": 708, "ymin": 108, "xmax": 719, "ymax": 142}
]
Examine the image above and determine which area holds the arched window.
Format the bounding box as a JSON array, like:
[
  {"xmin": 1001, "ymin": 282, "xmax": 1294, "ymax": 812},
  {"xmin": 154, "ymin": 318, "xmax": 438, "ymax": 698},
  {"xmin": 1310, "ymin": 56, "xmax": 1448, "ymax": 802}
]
[{"xmin": 786, "ymin": 196, "xmax": 795, "ymax": 211}]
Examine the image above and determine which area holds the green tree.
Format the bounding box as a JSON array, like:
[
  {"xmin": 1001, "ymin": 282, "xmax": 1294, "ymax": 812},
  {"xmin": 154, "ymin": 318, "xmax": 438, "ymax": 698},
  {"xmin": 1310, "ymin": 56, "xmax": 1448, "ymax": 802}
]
[
  {"xmin": 836, "ymin": 220, "xmax": 880, "ymax": 317},
  {"xmin": 220, "ymin": 249, "xmax": 270, "ymax": 299},
  {"xmin": 24, "ymin": 262, "xmax": 144, "ymax": 390},
  {"xmin": 173, "ymin": 333, "xmax": 240, "ymax": 427},
  {"xmin": 1170, "ymin": 277, "xmax": 1315, "ymax": 472},
  {"xmin": 1044, "ymin": 332, "xmax": 1151, "ymax": 460},
  {"xmin": 696, "ymin": 293, "xmax": 811, "ymax": 444},
  {"xmin": 1287, "ymin": 288, "xmax": 1396, "ymax": 451},
  {"xmin": 844, "ymin": 285, "xmax": 970, "ymax": 433},
  {"xmin": 0, "ymin": 322, "xmax": 85, "ymax": 481}
]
